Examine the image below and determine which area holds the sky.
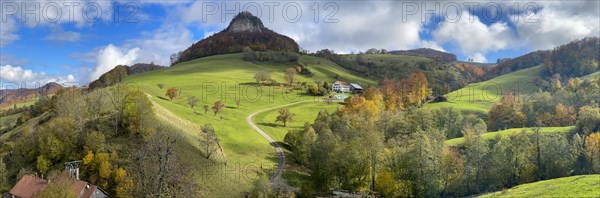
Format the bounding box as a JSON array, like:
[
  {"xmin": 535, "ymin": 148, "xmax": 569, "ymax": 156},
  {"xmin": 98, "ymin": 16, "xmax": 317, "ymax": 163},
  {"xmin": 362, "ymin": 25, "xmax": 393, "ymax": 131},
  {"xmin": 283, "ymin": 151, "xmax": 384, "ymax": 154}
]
[{"xmin": 1, "ymin": 0, "xmax": 599, "ymax": 88}]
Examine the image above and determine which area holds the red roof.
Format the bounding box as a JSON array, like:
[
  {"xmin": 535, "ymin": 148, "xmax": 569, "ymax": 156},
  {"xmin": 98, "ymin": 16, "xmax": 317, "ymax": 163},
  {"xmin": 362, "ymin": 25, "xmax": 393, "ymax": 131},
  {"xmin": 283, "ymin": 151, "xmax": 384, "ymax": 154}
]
[
  {"xmin": 8, "ymin": 175, "xmax": 48, "ymax": 198},
  {"xmin": 8, "ymin": 175, "xmax": 107, "ymax": 198}
]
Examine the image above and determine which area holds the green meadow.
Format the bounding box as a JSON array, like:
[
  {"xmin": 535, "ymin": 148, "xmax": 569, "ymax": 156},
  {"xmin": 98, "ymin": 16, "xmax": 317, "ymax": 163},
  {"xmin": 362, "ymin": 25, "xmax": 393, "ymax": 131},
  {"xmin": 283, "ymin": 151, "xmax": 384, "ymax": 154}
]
[
  {"xmin": 123, "ymin": 53, "xmax": 373, "ymax": 196},
  {"xmin": 479, "ymin": 174, "xmax": 600, "ymax": 197},
  {"xmin": 445, "ymin": 126, "xmax": 575, "ymax": 146},
  {"xmin": 425, "ymin": 65, "xmax": 545, "ymax": 117}
]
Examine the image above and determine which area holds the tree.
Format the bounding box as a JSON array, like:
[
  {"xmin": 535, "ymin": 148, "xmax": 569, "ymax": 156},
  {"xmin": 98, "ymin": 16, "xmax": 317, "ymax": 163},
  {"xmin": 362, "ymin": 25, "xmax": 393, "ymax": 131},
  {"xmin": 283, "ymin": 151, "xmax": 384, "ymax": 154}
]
[
  {"xmin": 129, "ymin": 132, "xmax": 199, "ymax": 197},
  {"xmin": 439, "ymin": 147, "xmax": 464, "ymax": 196},
  {"xmin": 309, "ymin": 83, "xmax": 321, "ymax": 95},
  {"xmin": 157, "ymin": 84, "xmax": 164, "ymax": 89},
  {"xmin": 35, "ymin": 172, "xmax": 77, "ymax": 198},
  {"xmin": 203, "ymin": 105, "xmax": 209, "ymax": 115},
  {"xmin": 586, "ymin": 133, "xmax": 600, "ymax": 173},
  {"xmin": 165, "ymin": 87, "xmax": 178, "ymax": 100},
  {"xmin": 284, "ymin": 124, "xmax": 317, "ymax": 164},
  {"xmin": 188, "ymin": 96, "xmax": 199, "ymax": 112},
  {"xmin": 284, "ymin": 68, "xmax": 297, "ymax": 86},
  {"xmin": 124, "ymin": 90, "xmax": 154, "ymax": 136},
  {"xmin": 200, "ymin": 124, "xmax": 221, "ymax": 159},
  {"xmin": 0, "ymin": 159, "xmax": 7, "ymax": 192},
  {"xmin": 488, "ymin": 92, "xmax": 526, "ymax": 131},
  {"xmin": 462, "ymin": 122, "xmax": 489, "ymax": 194},
  {"xmin": 434, "ymin": 107, "xmax": 463, "ymax": 139},
  {"xmin": 236, "ymin": 99, "xmax": 241, "ymax": 109},
  {"xmin": 577, "ymin": 105, "xmax": 600, "ymax": 136},
  {"xmin": 276, "ymin": 108, "xmax": 295, "ymax": 127},
  {"xmin": 254, "ymin": 71, "xmax": 271, "ymax": 84},
  {"xmin": 212, "ymin": 100, "xmax": 225, "ymax": 116}
]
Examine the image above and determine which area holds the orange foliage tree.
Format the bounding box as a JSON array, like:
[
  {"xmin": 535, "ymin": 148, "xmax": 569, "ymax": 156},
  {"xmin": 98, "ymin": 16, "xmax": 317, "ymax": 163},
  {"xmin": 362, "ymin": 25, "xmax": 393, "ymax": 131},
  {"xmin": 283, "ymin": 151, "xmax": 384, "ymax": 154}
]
[
  {"xmin": 165, "ymin": 87, "xmax": 178, "ymax": 100},
  {"xmin": 488, "ymin": 92, "xmax": 526, "ymax": 131}
]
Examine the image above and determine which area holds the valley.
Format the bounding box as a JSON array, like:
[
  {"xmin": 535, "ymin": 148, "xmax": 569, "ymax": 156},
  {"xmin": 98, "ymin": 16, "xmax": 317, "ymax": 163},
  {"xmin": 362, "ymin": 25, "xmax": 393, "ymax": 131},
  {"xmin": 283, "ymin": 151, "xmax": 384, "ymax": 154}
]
[{"xmin": 1, "ymin": 9, "xmax": 599, "ymax": 198}]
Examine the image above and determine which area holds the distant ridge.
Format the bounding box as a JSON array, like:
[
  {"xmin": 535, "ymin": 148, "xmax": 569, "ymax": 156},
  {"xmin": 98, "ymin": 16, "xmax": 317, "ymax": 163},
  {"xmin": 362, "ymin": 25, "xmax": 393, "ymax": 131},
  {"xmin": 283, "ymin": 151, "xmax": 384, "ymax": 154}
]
[
  {"xmin": 389, "ymin": 48, "xmax": 457, "ymax": 63},
  {"xmin": 0, "ymin": 82, "xmax": 63, "ymax": 108},
  {"xmin": 172, "ymin": 12, "xmax": 299, "ymax": 65},
  {"xmin": 88, "ymin": 63, "xmax": 164, "ymax": 90}
]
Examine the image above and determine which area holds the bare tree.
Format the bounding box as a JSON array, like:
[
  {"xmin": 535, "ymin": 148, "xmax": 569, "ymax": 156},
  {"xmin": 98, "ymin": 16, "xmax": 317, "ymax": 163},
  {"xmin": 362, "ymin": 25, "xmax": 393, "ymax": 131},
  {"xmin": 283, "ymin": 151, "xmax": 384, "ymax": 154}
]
[
  {"xmin": 284, "ymin": 68, "xmax": 297, "ymax": 86},
  {"xmin": 254, "ymin": 71, "xmax": 271, "ymax": 84},
  {"xmin": 188, "ymin": 96, "xmax": 199, "ymax": 113},
  {"xmin": 200, "ymin": 124, "xmax": 221, "ymax": 159},
  {"xmin": 129, "ymin": 132, "xmax": 199, "ymax": 197}
]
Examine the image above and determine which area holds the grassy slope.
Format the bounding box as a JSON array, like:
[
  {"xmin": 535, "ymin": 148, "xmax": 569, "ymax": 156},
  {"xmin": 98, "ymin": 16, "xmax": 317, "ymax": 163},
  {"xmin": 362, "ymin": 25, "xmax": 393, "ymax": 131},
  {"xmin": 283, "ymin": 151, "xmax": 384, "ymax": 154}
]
[
  {"xmin": 0, "ymin": 113, "xmax": 21, "ymax": 131},
  {"xmin": 445, "ymin": 126, "xmax": 574, "ymax": 146},
  {"xmin": 479, "ymin": 174, "xmax": 600, "ymax": 197},
  {"xmin": 124, "ymin": 53, "xmax": 374, "ymax": 196},
  {"xmin": 425, "ymin": 65, "xmax": 545, "ymax": 117}
]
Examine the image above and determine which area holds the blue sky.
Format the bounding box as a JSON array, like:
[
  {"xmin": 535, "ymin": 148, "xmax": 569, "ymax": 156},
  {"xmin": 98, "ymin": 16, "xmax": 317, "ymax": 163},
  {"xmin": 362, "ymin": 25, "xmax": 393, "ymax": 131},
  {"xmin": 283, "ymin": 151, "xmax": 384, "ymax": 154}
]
[{"xmin": 1, "ymin": 0, "xmax": 599, "ymax": 87}]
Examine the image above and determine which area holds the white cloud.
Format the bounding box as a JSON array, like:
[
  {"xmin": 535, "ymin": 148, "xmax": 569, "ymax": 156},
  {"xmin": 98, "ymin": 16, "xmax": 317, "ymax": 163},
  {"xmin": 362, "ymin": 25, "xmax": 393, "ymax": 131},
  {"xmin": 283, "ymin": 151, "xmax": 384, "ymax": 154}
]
[
  {"xmin": 511, "ymin": 1, "xmax": 600, "ymax": 50},
  {"xmin": 468, "ymin": 52, "xmax": 487, "ymax": 63},
  {"xmin": 0, "ymin": 17, "xmax": 20, "ymax": 47},
  {"xmin": 89, "ymin": 44, "xmax": 140, "ymax": 81},
  {"xmin": 123, "ymin": 25, "xmax": 194, "ymax": 66},
  {"xmin": 174, "ymin": 1, "xmax": 430, "ymax": 52},
  {"xmin": 419, "ymin": 40, "xmax": 445, "ymax": 52},
  {"xmin": 433, "ymin": 11, "xmax": 514, "ymax": 54},
  {"xmin": 0, "ymin": 65, "xmax": 76, "ymax": 88}
]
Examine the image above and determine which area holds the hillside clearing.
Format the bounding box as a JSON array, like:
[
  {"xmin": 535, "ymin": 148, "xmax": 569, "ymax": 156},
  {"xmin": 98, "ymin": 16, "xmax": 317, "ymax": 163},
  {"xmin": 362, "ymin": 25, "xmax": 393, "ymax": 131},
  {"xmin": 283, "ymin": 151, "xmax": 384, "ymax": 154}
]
[{"xmin": 445, "ymin": 126, "xmax": 575, "ymax": 146}]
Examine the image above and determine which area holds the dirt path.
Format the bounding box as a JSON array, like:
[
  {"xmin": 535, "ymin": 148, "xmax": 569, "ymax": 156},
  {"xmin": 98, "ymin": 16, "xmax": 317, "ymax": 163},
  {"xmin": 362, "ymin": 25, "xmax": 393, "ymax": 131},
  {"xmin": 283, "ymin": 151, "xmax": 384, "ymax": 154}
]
[{"xmin": 246, "ymin": 100, "xmax": 309, "ymax": 190}]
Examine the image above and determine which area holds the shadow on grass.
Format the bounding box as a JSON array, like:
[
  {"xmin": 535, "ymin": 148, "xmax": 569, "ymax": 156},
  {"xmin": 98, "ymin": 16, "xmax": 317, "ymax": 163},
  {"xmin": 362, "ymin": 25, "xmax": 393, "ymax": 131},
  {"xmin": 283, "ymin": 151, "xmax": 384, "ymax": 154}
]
[
  {"xmin": 258, "ymin": 122, "xmax": 279, "ymax": 127},
  {"xmin": 156, "ymin": 96, "xmax": 170, "ymax": 101}
]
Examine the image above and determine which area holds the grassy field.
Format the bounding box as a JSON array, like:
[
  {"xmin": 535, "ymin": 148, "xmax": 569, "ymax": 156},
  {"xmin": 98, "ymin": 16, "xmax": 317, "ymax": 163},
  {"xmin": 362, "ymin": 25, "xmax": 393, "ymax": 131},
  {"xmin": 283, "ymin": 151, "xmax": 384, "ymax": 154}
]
[
  {"xmin": 479, "ymin": 174, "xmax": 600, "ymax": 197},
  {"xmin": 445, "ymin": 126, "xmax": 575, "ymax": 146},
  {"xmin": 0, "ymin": 113, "xmax": 21, "ymax": 131},
  {"xmin": 425, "ymin": 65, "xmax": 545, "ymax": 117},
  {"xmin": 124, "ymin": 53, "xmax": 373, "ymax": 196}
]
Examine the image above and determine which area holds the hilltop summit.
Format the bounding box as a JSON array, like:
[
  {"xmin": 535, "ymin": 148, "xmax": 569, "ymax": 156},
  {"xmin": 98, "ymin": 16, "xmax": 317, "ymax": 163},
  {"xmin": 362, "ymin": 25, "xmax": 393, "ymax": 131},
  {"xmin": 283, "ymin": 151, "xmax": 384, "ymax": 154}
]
[
  {"xmin": 172, "ymin": 12, "xmax": 299, "ymax": 65},
  {"xmin": 223, "ymin": 11, "xmax": 265, "ymax": 33}
]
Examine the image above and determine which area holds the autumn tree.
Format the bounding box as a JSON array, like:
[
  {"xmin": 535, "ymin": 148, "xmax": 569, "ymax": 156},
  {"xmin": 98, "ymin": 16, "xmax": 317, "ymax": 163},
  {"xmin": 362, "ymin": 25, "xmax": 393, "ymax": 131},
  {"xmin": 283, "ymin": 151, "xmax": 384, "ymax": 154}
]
[
  {"xmin": 212, "ymin": 100, "xmax": 225, "ymax": 116},
  {"xmin": 165, "ymin": 87, "xmax": 178, "ymax": 100},
  {"xmin": 488, "ymin": 92, "xmax": 526, "ymax": 131},
  {"xmin": 254, "ymin": 71, "xmax": 271, "ymax": 84},
  {"xmin": 188, "ymin": 96, "xmax": 199, "ymax": 112},
  {"xmin": 284, "ymin": 67, "xmax": 297, "ymax": 86},
  {"xmin": 439, "ymin": 147, "xmax": 464, "ymax": 196},
  {"xmin": 124, "ymin": 90, "xmax": 154, "ymax": 136},
  {"xmin": 276, "ymin": 108, "xmax": 295, "ymax": 127},
  {"xmin": 200, "ymin": 124, "xmax": 221, "ymax": 159},
  {"xmin": 586, "ymin": 133, "xmax": 600, "ymax": 173}
]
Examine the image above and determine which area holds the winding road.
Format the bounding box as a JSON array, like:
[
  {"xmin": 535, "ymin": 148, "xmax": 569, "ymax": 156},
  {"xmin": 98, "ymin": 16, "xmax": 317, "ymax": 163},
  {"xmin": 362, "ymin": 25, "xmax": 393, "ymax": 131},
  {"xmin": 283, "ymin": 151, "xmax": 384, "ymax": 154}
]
[{"xmin": 246, "ymin": 100, "xmax": 309, "ymax": 189}]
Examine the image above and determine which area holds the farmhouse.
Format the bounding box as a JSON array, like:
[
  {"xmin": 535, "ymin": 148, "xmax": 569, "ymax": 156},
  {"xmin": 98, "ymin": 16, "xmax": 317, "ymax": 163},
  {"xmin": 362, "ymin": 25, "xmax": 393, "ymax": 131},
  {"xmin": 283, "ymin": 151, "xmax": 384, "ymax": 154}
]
[
  {"xmin": 331, "ymin": 81, "xmax": 351, "ymax": 93},
  {"xmin": 4, "ymin": 175, "xmax": 109, "ymax": 198},
  {"xmin": 350, "ymin": 83, "xmax": 363, "ymax": 93}
]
